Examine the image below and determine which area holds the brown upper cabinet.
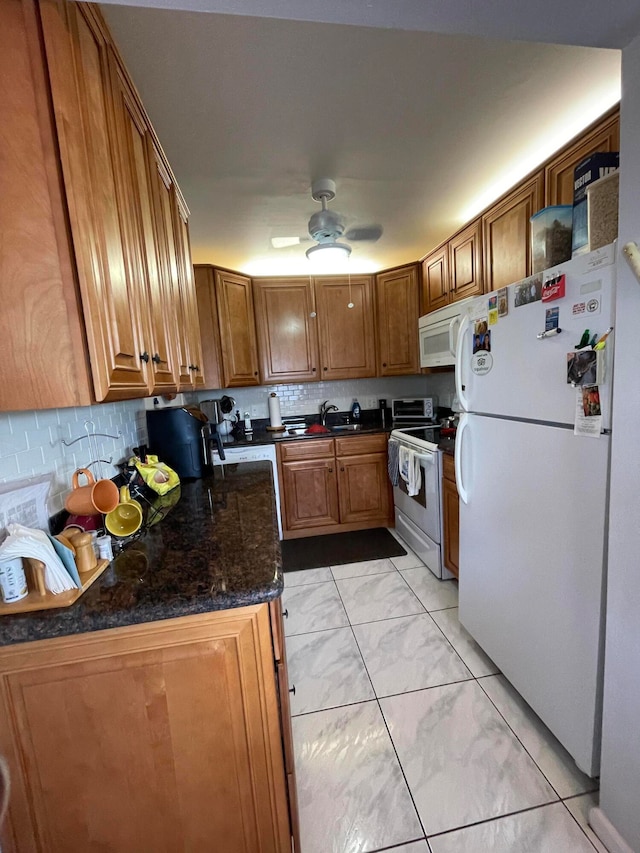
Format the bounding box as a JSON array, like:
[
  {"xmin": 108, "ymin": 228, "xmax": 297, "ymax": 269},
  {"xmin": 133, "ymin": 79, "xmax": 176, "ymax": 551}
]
[
  {"xmin": 253, "ymin": 278, "xmax": 319, "ymax": 384},
  {"xmin": 375, "ymin": 265, "xmax": 420, "ymax": 375},
  {"xmin": 314, "ymin": 276, "xmax": 377, "ymax": 380},
  {"xmin": 0, "ymin": 0, "xmax": 202, "ymax": 412},
  {"xmin": 545, "ymin": 108, "xmax": 620, "ymax": 206},
  {"xmin": 421, "ymin": 245, "xmax": 450, "ymax": 314},
  {"xmin": 482, "ymin": 172, "xmax": 545, "ymax": 293},
  {"xmin": 193, "ymin": 266, "xmax": 223, "ymax": 390},
  {"xmin": 421, "ymin": 220, "xmax": 483, "ymax": 314},
  {"xmin": 449, "ymin": 218, "xmax": 484, "ymax": 302},
  {"xmin": 214, "ymin": 270, "xmax": 261, "ymax": 387}
]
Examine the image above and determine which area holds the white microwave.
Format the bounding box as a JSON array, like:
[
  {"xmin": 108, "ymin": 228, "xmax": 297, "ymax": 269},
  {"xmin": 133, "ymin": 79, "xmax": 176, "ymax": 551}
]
[{"xmin": 418, "ymin": 298, "xmax": 472, "ymax": 368}]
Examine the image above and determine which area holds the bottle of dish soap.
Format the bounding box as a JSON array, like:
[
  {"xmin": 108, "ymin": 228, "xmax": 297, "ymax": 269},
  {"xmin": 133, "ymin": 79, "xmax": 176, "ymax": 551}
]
[{"xmin": 351, "ymin": 398, "xmax": 361, "ymax": 421}]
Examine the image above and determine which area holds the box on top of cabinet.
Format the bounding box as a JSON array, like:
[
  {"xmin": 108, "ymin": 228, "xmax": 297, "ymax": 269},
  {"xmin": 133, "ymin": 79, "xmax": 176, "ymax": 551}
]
[{"xmin": 572, "ymin": 152, "xmax": 619, "ymax": 255}]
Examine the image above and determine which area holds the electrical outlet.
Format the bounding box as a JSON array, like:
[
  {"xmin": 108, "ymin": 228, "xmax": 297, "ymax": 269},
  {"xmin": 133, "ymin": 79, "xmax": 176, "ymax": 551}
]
[
  {"xmin": 250, "ymin": 404, "xmax": 262, "ymax": 418},
  {"xmin": 364, "ymin": 396, "xmax": 377, "ymax": 409}
]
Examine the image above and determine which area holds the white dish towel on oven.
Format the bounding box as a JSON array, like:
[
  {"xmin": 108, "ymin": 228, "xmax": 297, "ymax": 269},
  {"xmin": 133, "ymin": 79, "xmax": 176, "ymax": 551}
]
[{"xmin": 398, "ymin": 446, "xmax": 422, "ymax": 497}]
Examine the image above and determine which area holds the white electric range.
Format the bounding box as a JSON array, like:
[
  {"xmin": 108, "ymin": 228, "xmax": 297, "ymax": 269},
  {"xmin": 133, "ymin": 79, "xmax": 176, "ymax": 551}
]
[{"xmin": 390, "ymin": 423, "xmax": 453, "ymax": 580}]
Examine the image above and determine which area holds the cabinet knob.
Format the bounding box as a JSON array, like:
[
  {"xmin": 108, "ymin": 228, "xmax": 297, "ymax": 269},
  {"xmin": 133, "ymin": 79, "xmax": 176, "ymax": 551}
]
[
  {"xmin": 139, "ymin": 351, "xmax": 150, "ymax": 363},
  {"xmin": 282, "ymin": 609, "xmax": 289, "ymax": 619},
  {"xmin": 382, "ymin": 362, "xmax": 387, "ymax": 367},
  {"xmin": 254, "ymin": 371, "xmax": 258, "ymax": 376},
  {"xmin": 188, "ymin": 364, "xmax": 201, "ymax": 372},
  {"xmin": 289, "ymin": 684, "xmax": 296, "ymax": 695},
  {"xmin": 312, "ymin": 368, "xmax": 316, "ymax": 372},
  {"xmin": 323, "ymin": 367, "xmax": 328, "ymax": 371},
  {"xmin": 340, "ymin": 467, "xmax": 345, "ymax": 472},
  {"xmin": 328, "ymin": 467, "xmax": 333, "ymax": 473},
  {"xmin": 151, "ymin": 353, "xmax": 167, "ymax": 365}
]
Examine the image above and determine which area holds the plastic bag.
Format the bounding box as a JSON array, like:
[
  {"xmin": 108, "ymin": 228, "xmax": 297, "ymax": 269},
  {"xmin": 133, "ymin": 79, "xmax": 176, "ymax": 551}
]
[
  {"xmin": 0, "ymin": 524, "xmax": 78, "ymax": 593},
  {"xmin": 129, "ymin": 455, "xmax": 180, "ymax": 496}
]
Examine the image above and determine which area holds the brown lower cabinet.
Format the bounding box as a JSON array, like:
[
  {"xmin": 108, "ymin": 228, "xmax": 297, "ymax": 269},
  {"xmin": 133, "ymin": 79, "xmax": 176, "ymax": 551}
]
[
  {"xmin": 278, "ymin": 434, "xmax": 393, "ymax": 539},
  {"xmin": 0, "ymin": 604, "xmax": 299, "ymax": 853},
  {"xmin": 442, "ymin": 453, "xmax": 460, "ymax": 579}
]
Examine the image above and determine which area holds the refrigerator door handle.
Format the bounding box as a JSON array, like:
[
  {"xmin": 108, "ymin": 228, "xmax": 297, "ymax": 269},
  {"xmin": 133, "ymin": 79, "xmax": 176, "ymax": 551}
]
[
  {"xmin": 455, "ymin": 413, "xmax": 469, "ymax": 504},
  {"xmin": 455, "ymin": 315, "xmax": 470, "ymax": 412}
]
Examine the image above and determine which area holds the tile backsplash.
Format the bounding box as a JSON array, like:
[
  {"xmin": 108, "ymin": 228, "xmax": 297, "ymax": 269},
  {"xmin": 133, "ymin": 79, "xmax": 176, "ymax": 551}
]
[
  {"xmin": 196, "ymin": 373, "xmax": 455, "ymax": 420},
  {"xmin": 0, "ymin": 400, "xmax": 147, "ymax": 515},
  {"xmin": 0, "ymin": 373, "xmax": 454, "ymax": 517}
]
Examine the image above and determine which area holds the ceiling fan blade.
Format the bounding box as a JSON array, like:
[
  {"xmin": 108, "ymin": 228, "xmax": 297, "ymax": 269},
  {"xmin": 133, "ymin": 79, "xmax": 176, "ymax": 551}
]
[
  {"xmin": 344, "ymin": 224, "xmax": 383, "ymax": 243},
  {"xmin": 271, "ymin": 236, "xmax": 310, "ymax": 249}
]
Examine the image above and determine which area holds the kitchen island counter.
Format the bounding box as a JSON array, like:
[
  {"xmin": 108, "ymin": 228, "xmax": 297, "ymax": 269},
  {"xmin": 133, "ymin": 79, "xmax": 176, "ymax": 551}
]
[{"xmin": 0, "ymin": 461, "xmax": 282, "ymax": 647}]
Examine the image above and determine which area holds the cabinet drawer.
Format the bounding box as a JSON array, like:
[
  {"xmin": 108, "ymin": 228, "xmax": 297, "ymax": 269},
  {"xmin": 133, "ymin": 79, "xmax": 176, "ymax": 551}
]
[
  {"xmin": 335, "ymin": 433, "xmax": 388, "ymax": 456},
  {"xmin": 278, "ymin": 438, "xmax": 334, "ymax": 461},
  {"xmin": 443, "ymin": 452, "xmax": 456, "ymax": 484}
]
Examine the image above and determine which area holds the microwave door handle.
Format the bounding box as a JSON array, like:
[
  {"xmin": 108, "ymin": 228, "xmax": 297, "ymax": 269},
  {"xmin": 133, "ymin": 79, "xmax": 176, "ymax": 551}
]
[
  {"xmin": 449, "ymin": 316, "xmax": 460, "ymax": 357},
  {"xmin": 455, "ymin": 314, "xmax": 470, "ymax": 412},
  {"xmin": 455, "ymin": 413, "xmax": 469, "ymax": 504}
]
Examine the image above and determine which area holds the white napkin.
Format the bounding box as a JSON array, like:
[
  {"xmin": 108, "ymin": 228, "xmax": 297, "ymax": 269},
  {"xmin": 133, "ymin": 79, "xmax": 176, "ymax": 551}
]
[{"xmin": 0, "ymin": 524, "xmax": 78, "ymax": 593}]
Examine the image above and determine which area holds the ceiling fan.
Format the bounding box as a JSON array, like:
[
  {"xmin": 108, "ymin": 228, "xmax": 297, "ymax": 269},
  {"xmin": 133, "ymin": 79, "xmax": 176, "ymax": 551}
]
[{"xmin": 271, "ymin": 178, "xmax": 383, "ymax": 259}]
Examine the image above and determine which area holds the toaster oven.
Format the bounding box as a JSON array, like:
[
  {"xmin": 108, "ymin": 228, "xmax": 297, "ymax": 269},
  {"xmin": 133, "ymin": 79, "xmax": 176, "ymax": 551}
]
[{"xmin": 392, "ymin": 398, "xmax": 437, "ymax": 421}]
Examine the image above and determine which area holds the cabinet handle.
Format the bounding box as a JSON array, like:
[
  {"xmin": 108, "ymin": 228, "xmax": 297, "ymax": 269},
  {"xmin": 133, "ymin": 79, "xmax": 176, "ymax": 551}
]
[
  {"xmin": 382, "ymin": 362, "xmax": 387, "ymax": 367},
  {"xmin": 328, "ymin": 467, "xmax": 333, "ymax": 473},
  {"xmin": 188, "ymin": 364, "xmax": 201, "ymax": 372},
  {"xmin": 151, "ymin": 353, "xmax": 167, "ymax": 365},
  {"xmin": 312, "ymin": 368, "xmax": 316, "ymax": 372},
  {"xmin": 341, "ymin": 466, "xmax": 345, "ymax": 472},
  {"xmin": 323, "ymin": 367, "xmax": 328, "ymax": 371},
  {"xmin": 282, "ymin": 609, "xmax": 289, "ymax": 619},
  {"xmin": 139, "ymin": 351, "xmax": 150, "ymax": 363},
  {"xmin": 289, "ymin": 684, "xmax": 296, "ymax": 695},
  {"xmin": 254, "ymin": 371, "xmax": 258, "ymax": 376}
]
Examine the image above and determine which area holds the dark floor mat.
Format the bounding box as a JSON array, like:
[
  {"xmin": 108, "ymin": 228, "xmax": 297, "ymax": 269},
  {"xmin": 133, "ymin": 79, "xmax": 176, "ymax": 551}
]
[{"xmin": 282, "ymin": 528, "xmax": 406, "ymax": 572}]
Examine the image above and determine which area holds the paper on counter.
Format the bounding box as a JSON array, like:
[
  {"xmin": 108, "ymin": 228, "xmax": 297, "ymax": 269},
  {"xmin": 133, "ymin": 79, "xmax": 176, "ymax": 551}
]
[
  {"xmin": 0, "ymin": 524, "xmax": 78, "ymax": 593},
  {"xmin": 0, "ymin": 476, "xmax": 50, "ymax": 540}
]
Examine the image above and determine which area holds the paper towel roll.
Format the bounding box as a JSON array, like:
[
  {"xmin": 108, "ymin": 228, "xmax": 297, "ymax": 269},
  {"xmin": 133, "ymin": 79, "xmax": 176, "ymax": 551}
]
[{"xmin": 268, "ymin": 392, "xmax": 283, "ymax": 428}]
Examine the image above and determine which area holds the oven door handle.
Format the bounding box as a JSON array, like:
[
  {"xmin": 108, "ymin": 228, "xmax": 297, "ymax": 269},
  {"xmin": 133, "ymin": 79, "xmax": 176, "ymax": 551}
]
[{"xmin": 455, "ymin": 413, "xmax": 469, "ymax": 505}]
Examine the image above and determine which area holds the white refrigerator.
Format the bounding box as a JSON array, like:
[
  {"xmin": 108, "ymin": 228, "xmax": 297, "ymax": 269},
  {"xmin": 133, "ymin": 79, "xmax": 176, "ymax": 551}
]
[{"xmin": 454, "ymin": 244, "xmax": 616, "ymax": 777}]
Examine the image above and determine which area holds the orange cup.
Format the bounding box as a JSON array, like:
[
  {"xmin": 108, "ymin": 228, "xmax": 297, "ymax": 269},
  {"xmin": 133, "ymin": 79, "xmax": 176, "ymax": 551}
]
[{"xmin": 64, "ymin": 468, "xmax": 119, "ymax": 516}]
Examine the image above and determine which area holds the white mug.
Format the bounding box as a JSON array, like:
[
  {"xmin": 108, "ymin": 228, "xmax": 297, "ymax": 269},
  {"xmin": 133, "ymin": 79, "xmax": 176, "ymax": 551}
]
[{"xmin": 0, "ymin": 557, "xmax": 28, "ymax": 604}]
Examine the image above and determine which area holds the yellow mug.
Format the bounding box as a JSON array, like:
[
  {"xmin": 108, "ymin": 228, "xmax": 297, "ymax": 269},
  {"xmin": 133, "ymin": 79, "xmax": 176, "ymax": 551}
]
[{"xmin": 105, "ymin": 486, "xmax": 143, "ymax": 538}]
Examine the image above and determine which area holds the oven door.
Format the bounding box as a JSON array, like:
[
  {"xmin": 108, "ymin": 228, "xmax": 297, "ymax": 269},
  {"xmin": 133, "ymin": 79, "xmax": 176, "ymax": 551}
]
[{"xmin": 393, "ymin": 448, "xmax": 441, "ymax": 544}]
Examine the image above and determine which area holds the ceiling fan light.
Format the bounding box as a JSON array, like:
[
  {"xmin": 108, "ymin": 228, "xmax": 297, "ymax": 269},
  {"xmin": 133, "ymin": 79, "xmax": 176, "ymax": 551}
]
[{"xmin": 305, "ymin": 242, "xmax": 352, "ymax": 264}]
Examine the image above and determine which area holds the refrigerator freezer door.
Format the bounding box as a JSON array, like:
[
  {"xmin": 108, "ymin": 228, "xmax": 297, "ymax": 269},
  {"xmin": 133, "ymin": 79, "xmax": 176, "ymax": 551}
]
[
  {"xmin": 458, "ymin": 248, "xmax": 615, "ymax": 428},
  {"xmin": 458, "ymin": 413, "xmax": 608, "ymax": 776}
]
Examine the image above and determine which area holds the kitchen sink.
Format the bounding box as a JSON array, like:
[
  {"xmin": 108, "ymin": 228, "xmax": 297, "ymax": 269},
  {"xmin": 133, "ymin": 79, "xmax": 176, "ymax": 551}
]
[{"xmin": 331, "ymin": 424, "xmax": 363, "ymax": 431}]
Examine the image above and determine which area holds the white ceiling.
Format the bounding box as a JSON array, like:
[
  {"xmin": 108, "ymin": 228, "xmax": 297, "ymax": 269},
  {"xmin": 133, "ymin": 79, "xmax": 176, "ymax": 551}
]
[{"xmin": 100, "ymin": 1, "xmax": 624, "ymax": 275}]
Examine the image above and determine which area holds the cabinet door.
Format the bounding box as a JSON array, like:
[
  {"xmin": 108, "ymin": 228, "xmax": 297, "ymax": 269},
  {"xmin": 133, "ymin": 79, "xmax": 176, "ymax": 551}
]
[
  {"xmin": 544, "ymin": 108, "xmax": 620, "ymax": 206},
  {"xmin": 107, "ymin": 50, "xmax": 178, "ymax": 394},
  {"xmin": 40, "ymin": 0, "xmax": 149, "ymax": 400},
  {"xmin": 421, "ymin": 245, "xmax": 449, "ymax": 314},
  {"xmin": 449, "ymin": 218, "xmax": 483, "ymax": 302},
  {"xmin": 194, "ymin": 265, "xmax": 223, "ymax": 390},
  {"xmin": 215, "ymin": 270, "xmax": 261, "ymax": 387},
  {"xmin": 253, "ymin": 278, "xmax": 319, "ymax": 384},
  {"xmin": 482, "ymin": 172, "xmax": 544, "ymax": 292},
  {"xmin": 174, "ymin": 197, "xmax": 205, "ymax": 388},
  {"xmin": 0, "ymin": 608, "xmax": 291, "ymax": 853},
  {"xmin": 281, "ymin": 458, "xmax": 340, "ymax": 532},
  {"xmin": 442, "ymin": 476, "xmax": 460, "ymax": 579},
  {"xmin": 375, "ymin": 265, "xmax": 420, "ymax": 375},
  {"xmin": 337, "ymin": 452, "xmax": 392, "ymax": 525},
  {"xmin": 314, "ymin": 276, "xmax": 376, "ymax": 379}
]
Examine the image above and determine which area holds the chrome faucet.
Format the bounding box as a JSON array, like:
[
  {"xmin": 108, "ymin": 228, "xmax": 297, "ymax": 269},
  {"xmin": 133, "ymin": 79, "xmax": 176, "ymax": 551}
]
[{"xmin": 320, "ymin": 400, "xmax": 339, "ymax": 426}]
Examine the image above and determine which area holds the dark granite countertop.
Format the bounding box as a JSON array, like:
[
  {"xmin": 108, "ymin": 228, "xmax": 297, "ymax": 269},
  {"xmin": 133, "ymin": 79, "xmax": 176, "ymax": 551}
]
[
  {"xmin": 221, "ymin": 419, "xmax": 391, "ymax": 448},
  {"xmin": 0, "ymin": 461, "xmax": 282, "ymax": 647}
]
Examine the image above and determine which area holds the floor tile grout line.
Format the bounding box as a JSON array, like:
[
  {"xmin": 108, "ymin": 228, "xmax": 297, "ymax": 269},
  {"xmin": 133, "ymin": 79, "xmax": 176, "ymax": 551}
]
[
  {"xmin": 474, "ymin": 675, "xmax": 594, "ymax": 804},
  {"xmin": 424, "ymin": 797, "xmax": 578, "ymax": 842},
  {"xmin": 332, "ymin": 578, "xmax": 431, "ymax": 845},
  {"xmin": 428, "ymin": 607, "xmax": 498, "ymax": 679},
  {"xmin": 367, "ymin": 839, "xmax": 428, "ymax": 853},
  {"xmin": 559, "ymin": 797, "xmax": 603, "ymax": 852}
]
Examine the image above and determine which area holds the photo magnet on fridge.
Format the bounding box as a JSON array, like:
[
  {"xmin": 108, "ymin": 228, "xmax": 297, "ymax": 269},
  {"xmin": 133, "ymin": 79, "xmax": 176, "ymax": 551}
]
[
  {"xmin": 473, "ymin": 319, "xmax": 491, "ymax": 353},
  {"xmin": 497, "ymin": 288, "xmax": 509, "ymax": 316},
  {"xmin": 567, "ymin": 350, "xmax": 598, "ymax": 386},
  {"xmin": 514, "ymin": 274, "xmax": 543, "ymax": 307}
]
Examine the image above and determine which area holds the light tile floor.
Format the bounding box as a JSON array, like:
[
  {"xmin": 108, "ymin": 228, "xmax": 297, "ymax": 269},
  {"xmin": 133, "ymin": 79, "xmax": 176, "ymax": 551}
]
[{"xmin": 283, "ymin": 533, "xmax": 601, "ymax": 853}]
